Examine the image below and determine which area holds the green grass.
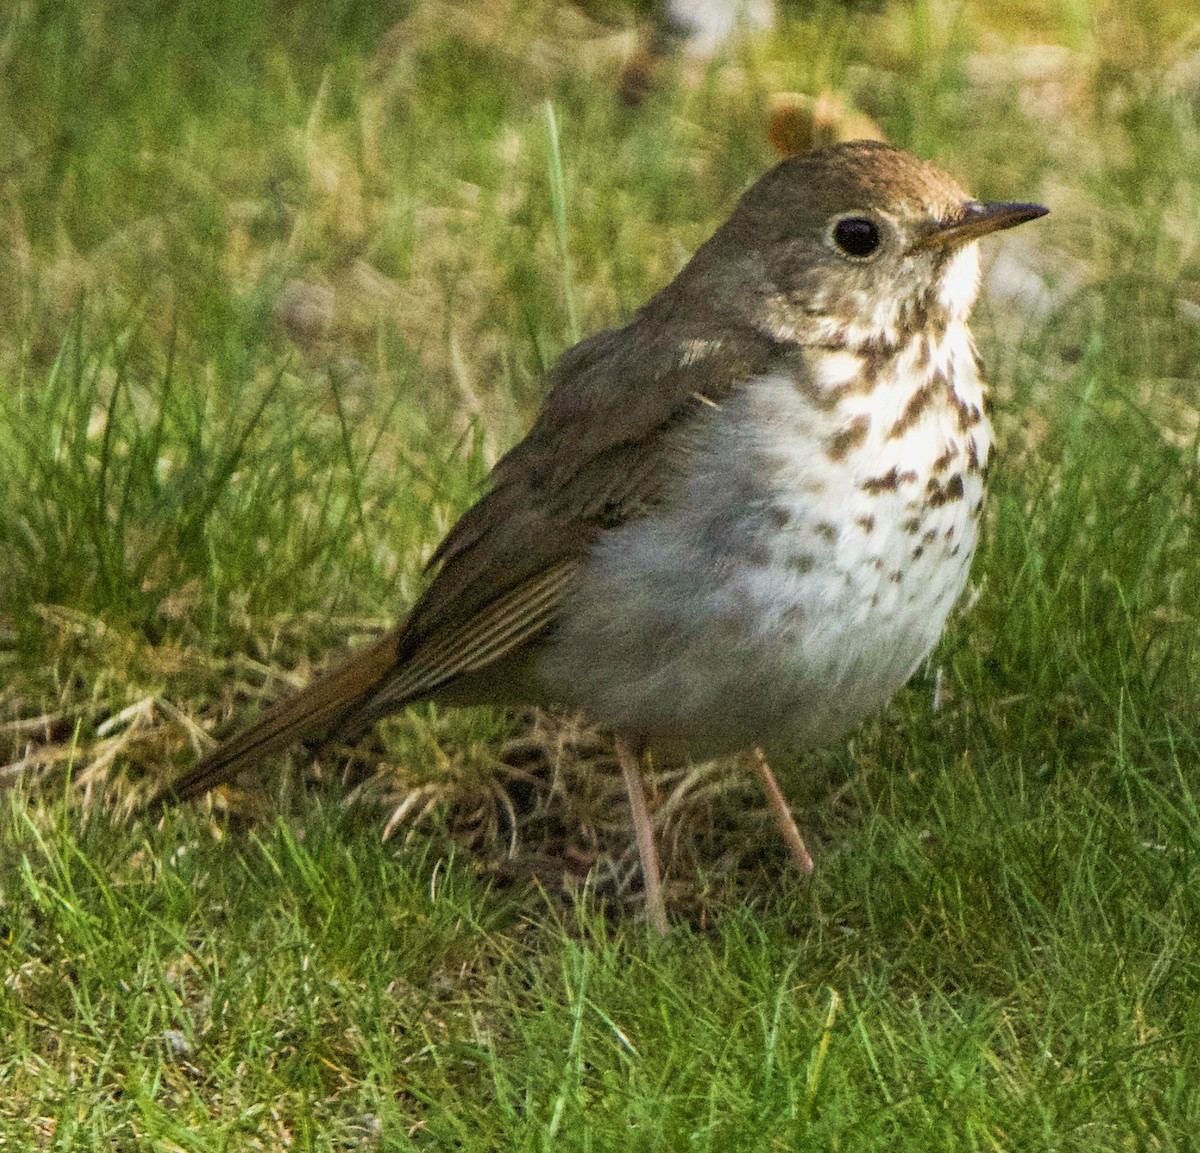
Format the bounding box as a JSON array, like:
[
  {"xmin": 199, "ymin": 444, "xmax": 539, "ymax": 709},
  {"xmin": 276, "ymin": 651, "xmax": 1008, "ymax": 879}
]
[
  {"xmin": 3, "ymin": 0, "xmax": 1200, "ymax": 1147},
  {"xmin": 3, "ymin": 745, "xmax": 1199, "ymax": 1148}
]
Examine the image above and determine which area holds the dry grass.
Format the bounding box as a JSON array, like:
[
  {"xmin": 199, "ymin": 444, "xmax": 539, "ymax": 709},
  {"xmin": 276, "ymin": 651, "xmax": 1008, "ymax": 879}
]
[{"xmin": 4, "ymin": 0, "xmax": 1200, "ymax": 897}]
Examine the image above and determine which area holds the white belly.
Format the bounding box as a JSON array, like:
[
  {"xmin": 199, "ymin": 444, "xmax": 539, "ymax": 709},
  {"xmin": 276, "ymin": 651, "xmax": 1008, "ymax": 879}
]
[{"xmin": 538, "ymin": 344, "xmax": 991, "ymax": 759}]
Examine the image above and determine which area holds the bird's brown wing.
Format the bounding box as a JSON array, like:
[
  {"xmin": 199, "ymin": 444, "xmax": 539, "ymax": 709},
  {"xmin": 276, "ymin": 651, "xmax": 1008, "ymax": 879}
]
[
  {"xmin": 165, "ymin": 317, "xmax": 789, "ymax": 801},
  {"xmin": 376, "ymin": 318, "xmax": 789, "ymax": 694}
]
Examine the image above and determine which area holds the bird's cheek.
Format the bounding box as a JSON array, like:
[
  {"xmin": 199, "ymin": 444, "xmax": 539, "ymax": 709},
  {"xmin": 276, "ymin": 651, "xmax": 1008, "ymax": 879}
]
[{"xmin": 765, "ymin": 243, "xmax": 832, "ymax": 299}]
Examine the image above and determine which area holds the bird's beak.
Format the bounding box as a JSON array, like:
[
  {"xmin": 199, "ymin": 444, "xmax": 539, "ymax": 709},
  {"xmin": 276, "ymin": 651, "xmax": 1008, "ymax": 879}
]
[{"xmin": 912, "ymin": 201, "xmax": 1048, "ymax": 252}]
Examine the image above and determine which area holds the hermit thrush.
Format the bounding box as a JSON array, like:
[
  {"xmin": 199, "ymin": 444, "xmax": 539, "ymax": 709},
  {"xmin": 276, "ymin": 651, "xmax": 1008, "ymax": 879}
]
[{"xmin": 165, "ymin": 141, "xmax": 1047, "ymax": 934}]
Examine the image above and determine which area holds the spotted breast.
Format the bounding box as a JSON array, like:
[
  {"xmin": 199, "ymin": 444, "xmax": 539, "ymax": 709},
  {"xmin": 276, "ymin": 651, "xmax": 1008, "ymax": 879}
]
[{"xmin": 538, "ymin": 271, "xmax": 991, "ymax": 759}]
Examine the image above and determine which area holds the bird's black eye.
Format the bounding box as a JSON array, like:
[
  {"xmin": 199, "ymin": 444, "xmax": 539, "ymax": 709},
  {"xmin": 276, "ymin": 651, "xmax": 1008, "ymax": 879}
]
[{"xmin": 832, "ymin": 216, "xmax": 882, "ymax": 259}]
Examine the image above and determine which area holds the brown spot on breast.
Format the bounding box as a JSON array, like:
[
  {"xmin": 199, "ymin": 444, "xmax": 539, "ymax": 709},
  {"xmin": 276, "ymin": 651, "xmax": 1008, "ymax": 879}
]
[
  {"xmin": 927, "ymin": 474, "xmax": 965, "ymax": 508},
  {"xmin": 932, "ymin": 445, "xmax": 956, "ymax": 473},
  {"xmin": 889, "ymin": 570, "xmax": 903, "ymax": 583},
  {"xmin": 856, "ymin": 514, "xmax": 876, "ymax": 532},
  {"xmin": 845, "ymin": 354, "xmax": 881, "ymax": 395},
  {"xmin": 788, "ymin": 554, "xmax": 816, "ymax": 575},
  {"xmin": 862, "ymin": 466, "xmax": 899, "ymax": 493},
  {"xmin": 814, "ymin": 521, "xmax": 839, "ymax": 543},
  {"xmin": 912, "ymin": 544, "xmax": 925, "ymax": 560},
  {"xmin": 826, "ymin": 414, "xmax": 871, "ymax": 461},
  {"xmin": 887, "ymin": 382, "xmax": 935, "ymax": 439},
  {"xmin": 854, "ymin": 333, "xmax": 900, "ymax": 363},
  {"xmin": 967, "ymin": 439, "xmax": 979, "ymax": 471},
  {"xmin": 863, "ymin": 467, "xmax": 919, "ymax": 493},
  {"xmin": 901, "ymin": 516, "xmax": 921, "ymax": 534},
  {"xmin": 955, "ymin": 399, "xmax": 983, "ymax": 432},
  {"xmin": 922, "ymin": 528, "xmax": 937, "ymax": 544},
  {"xmin": 768, "ymin": 505, "xmax": 791, "ymax": 529}
]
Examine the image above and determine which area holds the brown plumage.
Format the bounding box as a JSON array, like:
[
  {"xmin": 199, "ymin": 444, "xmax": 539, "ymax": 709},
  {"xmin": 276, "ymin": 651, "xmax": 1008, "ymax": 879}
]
[
  {"xmin": 163, "ymin": 142, "xmax": 1047, "ymax": 935},
  {"xmin": 168, "ymin": 317, "xmax": 782, "ymax": 801}
]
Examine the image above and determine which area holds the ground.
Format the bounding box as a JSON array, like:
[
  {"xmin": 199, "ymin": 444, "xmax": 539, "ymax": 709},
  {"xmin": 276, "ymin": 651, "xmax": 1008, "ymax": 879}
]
[{"xmin": 1, "ymin": 0, "xmax": 1199, "ymax": 1147}]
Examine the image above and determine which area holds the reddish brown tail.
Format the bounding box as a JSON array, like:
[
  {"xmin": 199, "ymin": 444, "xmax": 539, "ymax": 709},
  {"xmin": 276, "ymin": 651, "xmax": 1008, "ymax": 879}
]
[{"xmin": 163, "ymin": 627, "xmax": 405, "ymax": 802}]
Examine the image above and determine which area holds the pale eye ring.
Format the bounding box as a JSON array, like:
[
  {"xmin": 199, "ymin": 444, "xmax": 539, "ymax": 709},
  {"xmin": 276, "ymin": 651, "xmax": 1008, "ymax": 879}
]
[{"xmin": 832, "ymin": 216, "xmax": 882, "ymax": 259}]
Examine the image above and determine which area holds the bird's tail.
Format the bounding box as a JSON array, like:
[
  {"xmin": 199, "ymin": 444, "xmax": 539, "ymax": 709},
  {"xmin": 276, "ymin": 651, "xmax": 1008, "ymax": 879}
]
[{"xmin": 161, "ymin": 627, "xmax": 404, "ymax": 803}]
